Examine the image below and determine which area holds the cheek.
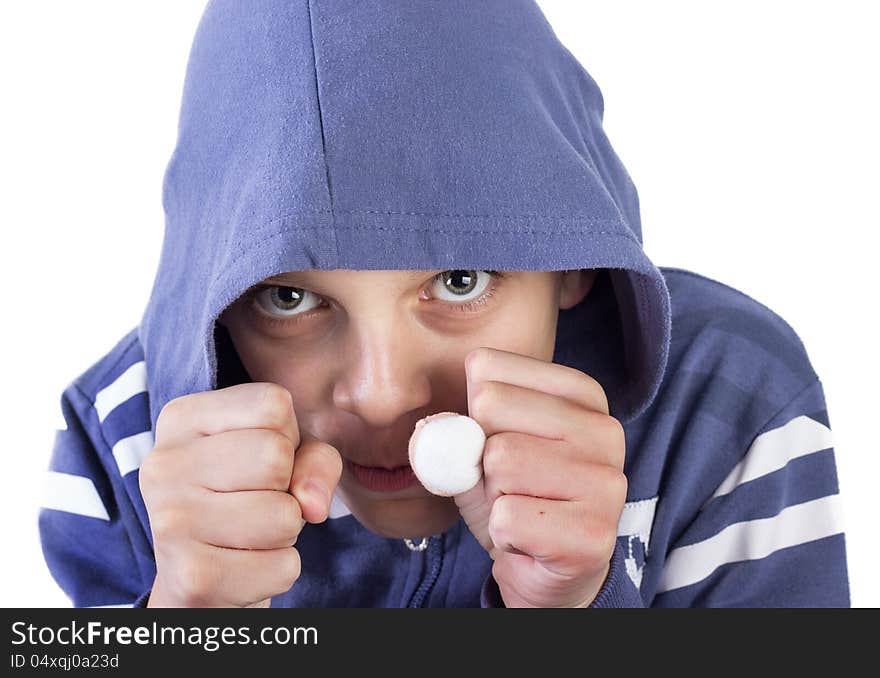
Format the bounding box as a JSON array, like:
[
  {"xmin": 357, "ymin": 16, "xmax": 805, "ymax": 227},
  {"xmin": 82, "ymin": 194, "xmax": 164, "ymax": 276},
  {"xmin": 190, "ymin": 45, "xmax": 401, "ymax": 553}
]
[
  {"xmin": 477, "ymin": 296, "xmax": 559, "ymax": 361},
  {"xmin": 231, "ymin": 332, "xmax": 329, "ymax": 407}
]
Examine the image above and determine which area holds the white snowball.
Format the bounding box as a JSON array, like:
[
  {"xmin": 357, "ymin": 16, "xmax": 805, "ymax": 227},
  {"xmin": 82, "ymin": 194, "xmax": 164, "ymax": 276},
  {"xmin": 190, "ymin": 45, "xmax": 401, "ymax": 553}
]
[{"xmin": 408, "ymin": 413, "xmax": 486, "ymax": 496}]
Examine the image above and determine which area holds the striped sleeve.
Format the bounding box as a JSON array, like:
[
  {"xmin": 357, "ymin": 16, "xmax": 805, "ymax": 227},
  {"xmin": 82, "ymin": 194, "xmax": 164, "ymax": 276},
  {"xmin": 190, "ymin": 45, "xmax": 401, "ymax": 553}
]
[
  {"xmin": 38, "ymin": 380, "xmax": 153, "ymax": 608},
  {"xmin": 652, "ymin": 378, "xmax": 849, "ymax": 607}
]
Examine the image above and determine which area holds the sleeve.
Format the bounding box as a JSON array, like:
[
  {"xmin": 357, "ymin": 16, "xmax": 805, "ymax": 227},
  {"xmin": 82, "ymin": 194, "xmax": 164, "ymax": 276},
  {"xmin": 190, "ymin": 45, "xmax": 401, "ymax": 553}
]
[
  {"xmin": 38, "ymin": 382, "xmax": 155, "ymax": 608},
  {"xmin": 651, "ymin": 377, "xmax": 850, "ymax": 607}
]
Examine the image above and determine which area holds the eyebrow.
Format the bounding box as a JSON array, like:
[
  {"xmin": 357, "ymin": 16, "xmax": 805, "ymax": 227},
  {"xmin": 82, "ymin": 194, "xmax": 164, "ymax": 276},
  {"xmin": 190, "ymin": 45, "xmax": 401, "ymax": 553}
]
[{"xmin": 263, "ymin": 273, "xmax": 300, "ymax": 284}]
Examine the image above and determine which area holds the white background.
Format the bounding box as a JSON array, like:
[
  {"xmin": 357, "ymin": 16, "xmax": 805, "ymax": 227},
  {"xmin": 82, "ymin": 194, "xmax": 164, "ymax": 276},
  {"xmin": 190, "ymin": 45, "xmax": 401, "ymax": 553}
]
[{"xmin": 1, "ymin": 1, "xmax": 876, "ymax": 607}]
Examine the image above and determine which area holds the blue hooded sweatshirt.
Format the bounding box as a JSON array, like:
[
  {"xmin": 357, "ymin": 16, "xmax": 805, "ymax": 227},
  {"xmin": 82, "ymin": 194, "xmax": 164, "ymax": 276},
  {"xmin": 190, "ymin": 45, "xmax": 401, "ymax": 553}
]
[{"xmin": 39, "ymin": 0, "xmax": 849, "ymax": 607}]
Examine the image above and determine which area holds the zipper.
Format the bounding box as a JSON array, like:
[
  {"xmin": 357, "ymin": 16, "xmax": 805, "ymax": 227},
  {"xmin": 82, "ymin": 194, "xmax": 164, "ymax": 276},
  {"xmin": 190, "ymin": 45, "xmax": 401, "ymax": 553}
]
[{"xmin": 406, "ymin": 535, "xmax": 444, "ymax": 608}]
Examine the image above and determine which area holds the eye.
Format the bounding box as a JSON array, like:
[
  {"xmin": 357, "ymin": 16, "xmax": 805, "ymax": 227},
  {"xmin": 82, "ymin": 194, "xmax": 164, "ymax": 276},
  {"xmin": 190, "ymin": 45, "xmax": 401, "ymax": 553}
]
[
  {"xmin": 430, "ymin": 270, "xmax": 493, "ymax": 304},
  {"xmin": 253, "ymin": 285, "xmax": 323, "ymax": 318}
]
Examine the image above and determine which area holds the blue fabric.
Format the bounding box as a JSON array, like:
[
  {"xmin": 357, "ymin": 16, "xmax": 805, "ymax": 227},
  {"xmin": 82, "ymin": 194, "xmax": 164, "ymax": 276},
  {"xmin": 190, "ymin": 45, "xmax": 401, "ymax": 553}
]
[{"xmin": 39, "ymin": 0, "xmax": 849, "ymax": 608}]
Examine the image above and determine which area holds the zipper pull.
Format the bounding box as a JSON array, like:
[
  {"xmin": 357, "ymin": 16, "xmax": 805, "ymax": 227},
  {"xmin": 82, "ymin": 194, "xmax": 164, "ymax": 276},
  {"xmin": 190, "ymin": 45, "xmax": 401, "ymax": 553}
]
[{"xmin": 403, "ymin": 537, "xmax": 429, "ymax": 552}]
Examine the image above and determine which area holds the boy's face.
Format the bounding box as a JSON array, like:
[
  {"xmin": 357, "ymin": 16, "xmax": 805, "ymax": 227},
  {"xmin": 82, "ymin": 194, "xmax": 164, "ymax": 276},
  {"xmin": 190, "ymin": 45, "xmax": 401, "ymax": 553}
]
[{"xmin": 217, "ymin": 269, "xmax": 597, "ymax": 539}]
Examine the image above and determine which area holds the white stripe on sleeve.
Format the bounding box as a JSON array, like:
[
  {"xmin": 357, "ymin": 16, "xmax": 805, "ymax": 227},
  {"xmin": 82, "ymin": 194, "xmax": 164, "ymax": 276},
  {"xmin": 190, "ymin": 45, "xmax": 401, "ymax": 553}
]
[
  {"xmin": 94, "ymin": 361, "xmax": 147, "ymax": 423},
  {"xmin": 111, "ymin": 430, "xmax": 155, "ymax": 477},
  {"xmin": 617, "ymin": 496, "xmax": 659, "ymax": 552},
  {"xmin": 657, "ymin": 493, "xmax": 844, "ymax": 593},
  {"xmin": 707, "ymin": 415, "xmax": 833, "ymax": 504},
  {"xmin": 42, "ymin": 471, "xmax": 110, "ymax": 521}
]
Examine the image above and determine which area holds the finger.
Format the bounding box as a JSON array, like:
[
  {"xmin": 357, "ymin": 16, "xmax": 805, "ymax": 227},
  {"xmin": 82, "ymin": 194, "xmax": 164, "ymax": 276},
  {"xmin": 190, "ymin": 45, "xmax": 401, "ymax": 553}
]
[
  {"xmin": 488, "ymin": 494, "xmax": 619, "ymax": 579},
  {"xmin": 190, "ymin": 488, "xmax": 304, "ymax": 550},
  {"xmin": 288, "ymin": 434, "xmax": 344, "ymax": 524},
  {"xmin": 170, "ymin": 428, "xmax": 295, "ymax": 492},
  {"xmin": 453, "ymin": 476, "xmax": 494, "ymax": 553},
  {"xmin": 482, "ymin": 432, "xmax": 627, "ymax": 501},
  {"xmin": 156, "ymin": 382, "xmax": 300, "ymax": 451},
  {"xmin": 465, "ymin": 347, "xmax": 609, "ymax": 415},
  {"xmin": 188, "ymin": 543, "xmax": 301, "ymax": 607},
  {"xmin": 469, "ymin": 380, "xmax": 624, "ymax": 461}
]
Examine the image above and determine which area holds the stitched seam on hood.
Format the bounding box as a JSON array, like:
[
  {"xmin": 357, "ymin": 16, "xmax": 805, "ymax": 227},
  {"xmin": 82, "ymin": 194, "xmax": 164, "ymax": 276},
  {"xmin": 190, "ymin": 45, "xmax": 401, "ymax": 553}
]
[{"xmin": 305, "ymin": 0, "xmax": 338, "ymax": 264}]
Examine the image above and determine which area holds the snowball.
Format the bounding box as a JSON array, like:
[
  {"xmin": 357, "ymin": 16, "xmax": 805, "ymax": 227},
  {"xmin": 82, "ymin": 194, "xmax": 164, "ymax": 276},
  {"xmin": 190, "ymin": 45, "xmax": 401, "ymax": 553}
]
[{"xmin": 408, "ymin": 412, "xmax": 486, "ymax": 496}]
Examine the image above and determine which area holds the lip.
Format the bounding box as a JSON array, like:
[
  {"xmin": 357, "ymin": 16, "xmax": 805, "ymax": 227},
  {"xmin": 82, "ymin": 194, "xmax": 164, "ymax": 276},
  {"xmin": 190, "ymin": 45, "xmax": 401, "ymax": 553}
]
[{"xmin": 345, "ymin": 459, "xmax": 419, "ymax": 493}]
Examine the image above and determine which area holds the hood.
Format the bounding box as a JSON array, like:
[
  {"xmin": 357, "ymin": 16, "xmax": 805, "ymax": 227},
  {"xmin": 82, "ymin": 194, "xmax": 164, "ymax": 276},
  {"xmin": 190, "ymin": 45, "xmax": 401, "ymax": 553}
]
[{"xmin": 139, "ymin": 0, "xmax": 671, "ymax": 435}]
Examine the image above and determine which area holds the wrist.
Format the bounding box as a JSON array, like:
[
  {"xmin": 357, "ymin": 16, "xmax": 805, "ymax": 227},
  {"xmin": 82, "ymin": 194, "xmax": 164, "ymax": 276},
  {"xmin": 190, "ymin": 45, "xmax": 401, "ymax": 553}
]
[
  {"xmin": 146, "ymin": 574, "xmax": 182, "ymax": 608},
  {"xmin": 573, "ymin": 560, "xmax": 613, "ymax": 608},
  {"xmin": 144, "ymin": 580, "xmax": 168, "ymax": 608}
]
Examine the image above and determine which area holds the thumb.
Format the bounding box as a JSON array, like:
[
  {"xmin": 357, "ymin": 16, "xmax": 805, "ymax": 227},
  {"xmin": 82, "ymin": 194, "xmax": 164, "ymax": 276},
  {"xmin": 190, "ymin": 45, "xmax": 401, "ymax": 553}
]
[
  {"xmin": 289, "ymin": 434, "xmax": 343, "ymax": 524},
  {"xmin": 453, "ymin": 477, "xmax": 496, "ymax": 556}
]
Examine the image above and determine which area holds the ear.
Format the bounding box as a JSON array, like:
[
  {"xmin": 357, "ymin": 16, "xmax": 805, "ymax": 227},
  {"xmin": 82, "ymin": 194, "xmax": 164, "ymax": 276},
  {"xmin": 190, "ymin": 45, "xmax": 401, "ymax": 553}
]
[{"xmin": 558, "ymin": 269, "xmax": 599, "ymax": 311}]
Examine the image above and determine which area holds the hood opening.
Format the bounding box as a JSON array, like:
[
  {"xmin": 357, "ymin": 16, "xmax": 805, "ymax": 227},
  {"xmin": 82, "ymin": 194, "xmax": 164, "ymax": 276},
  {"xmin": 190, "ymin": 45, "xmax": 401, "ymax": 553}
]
[
  {"xmin": 214, "ymin": 322, "xmax": 252, "ymax": 391},
  {"xmin": 211, "ymin": 266, "xmax": 663, "ymax": 425}
]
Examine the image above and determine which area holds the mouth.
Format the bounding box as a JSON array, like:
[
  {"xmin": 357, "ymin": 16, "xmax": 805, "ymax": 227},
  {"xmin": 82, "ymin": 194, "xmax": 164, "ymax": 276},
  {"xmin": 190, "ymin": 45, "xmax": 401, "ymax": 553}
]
[{"xmin": 345, "ymin": 459, "xmax": 419, "ymax": 493}]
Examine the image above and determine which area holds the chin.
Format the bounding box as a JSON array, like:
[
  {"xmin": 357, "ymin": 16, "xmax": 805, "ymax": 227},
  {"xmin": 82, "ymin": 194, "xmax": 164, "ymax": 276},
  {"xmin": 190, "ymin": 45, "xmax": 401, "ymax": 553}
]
[{"xmin": 347, "ymin": 495, "xmax": 462, "ymax": 539}]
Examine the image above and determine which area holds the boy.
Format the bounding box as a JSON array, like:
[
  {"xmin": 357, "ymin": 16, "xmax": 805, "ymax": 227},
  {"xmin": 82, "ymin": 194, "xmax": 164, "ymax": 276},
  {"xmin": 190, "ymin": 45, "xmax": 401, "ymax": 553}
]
[{"xmin": 39, "ymin": 0, "xmax": 849, "ymax": 607}]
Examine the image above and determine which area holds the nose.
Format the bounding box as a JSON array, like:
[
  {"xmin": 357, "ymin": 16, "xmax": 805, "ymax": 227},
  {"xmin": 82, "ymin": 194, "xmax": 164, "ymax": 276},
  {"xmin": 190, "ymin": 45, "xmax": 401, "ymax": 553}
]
[{"xmin": 331, "ymin": 315, "xmax": 433, "ymax": 428}]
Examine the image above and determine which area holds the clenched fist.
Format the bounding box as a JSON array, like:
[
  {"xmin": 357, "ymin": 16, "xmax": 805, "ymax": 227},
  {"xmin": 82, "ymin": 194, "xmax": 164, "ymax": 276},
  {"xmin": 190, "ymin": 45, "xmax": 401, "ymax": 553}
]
[
  {"xmin": 139, "ymin": 382, "xmax": 343, "ymax": 607},
  {"xmin": 454, "ymin": 347, "xmax": 628, "ymax": 608}
]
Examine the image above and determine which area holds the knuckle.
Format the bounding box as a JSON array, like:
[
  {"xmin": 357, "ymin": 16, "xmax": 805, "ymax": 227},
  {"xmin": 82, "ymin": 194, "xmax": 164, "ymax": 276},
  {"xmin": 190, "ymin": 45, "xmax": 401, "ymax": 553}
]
[
  {"xmin": 178, "ymin": 558, "xmax": 218, "ymax": 605},
  {"xmin": 262, "ymin": 431, "xmax": 295, "ymax": 486},
  {"xmin": 599, "ymin": 465, "xmax": 628, "ymax": 507},
  {"xmin": 488, "ymin": 494, "xmax": 515, "ymax": 541},
  {"xmin": 607, "ymin": 417, "xmax": 626, "ymax": 465},
  {"xmin": 259, "ymin": 383, "xmax": 294, "ymax": 430},
  {"xmin": 596, "ymin": 383, "xmax": 610, "ymax": 415},
  {"xmin": 150, "ymin": 507, "xmax": 185, "ymax": 541},
  {"xmin": 579, "ymin": 372, "xmax": 610, "ymax": 415},
  {"xmin": 280, "ymin": 548, "xmax": 302, "ymax": 588},
  {"xmin": 611, "ymin": 470, "xmax": 628, "ymax": 507},
  {"xmin": 155, "ymin": 397, "xmax": 186, "ymax": 444},
  {"xmin": 275, "ymin": 493, "xmax": 303, "ymax": 536},
  {"xmin": 138, "ymin": 451, "xmax": 162, "ymax": 494},
  {"xmin": 465, "ymin": 346, "xmax": 493, "ymax": 381},
  {"xmin": 470, "ymin": 380, "xmax": 496, "ymax": 420},
  {"xmin": 482, "ymin": 433, "xmax": 513, "ymax": 476}
]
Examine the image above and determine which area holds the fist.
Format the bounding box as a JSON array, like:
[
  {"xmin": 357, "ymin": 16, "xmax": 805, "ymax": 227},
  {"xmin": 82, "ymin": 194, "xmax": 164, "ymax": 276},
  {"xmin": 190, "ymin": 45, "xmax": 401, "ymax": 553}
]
[
  {"xmin": 139, "ymin": 382, "xmax": 343, "ymax": 607},
  {"xmin": 454, "ymin": 347, "xmax": 628, "ymax": 608}
]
